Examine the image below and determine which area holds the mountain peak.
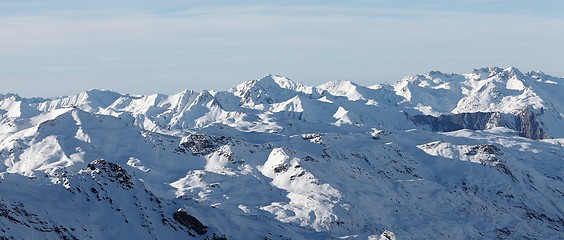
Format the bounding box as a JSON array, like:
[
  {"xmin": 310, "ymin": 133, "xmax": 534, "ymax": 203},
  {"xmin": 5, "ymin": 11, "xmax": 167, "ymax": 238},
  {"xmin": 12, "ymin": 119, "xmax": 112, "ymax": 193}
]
[
  {"xmin": 501, "ymin": 66, "xmax": 525, "ymax": 79},
  {"xmin": 78, "ymin": 89, "xmax": 123, "ymax": 102},
  {"xmin": 317, "ymin": 80, "xmax": 366, "ymax": 101},
  {"xmin": 470, "ymin": 66, "xmax": 527, "ymax": 81},
  {"xmin": 319, "ymin": 79, "xmax": 359, "ymax": 88},
  {"xmin": 258, "ymin": 74, "xmax": 312, "ymax": 93},
  {"xmin": 229, "ymin": 74, "xmax": 313, "ymax": 106},
  {"xmin": 473, "ymin": 66, "xmax": 504, "ymax": 75},
  {"xmin": 425, "ymin": 70, "xmax": 455, "ymax": 78},
  {"xmin": 0, "ymin": 93, "xmax": 22, "ymax": 102}
]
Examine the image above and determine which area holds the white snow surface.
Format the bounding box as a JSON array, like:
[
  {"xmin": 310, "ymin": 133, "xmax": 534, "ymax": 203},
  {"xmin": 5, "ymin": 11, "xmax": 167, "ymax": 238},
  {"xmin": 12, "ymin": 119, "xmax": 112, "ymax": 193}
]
[
  {"xmin": 394, "ymin": 67, "xmax": 562, "ymax": 115},
  {"xmin": 0, "ymin": 67, "xmax": 563, "ymax": 239}
]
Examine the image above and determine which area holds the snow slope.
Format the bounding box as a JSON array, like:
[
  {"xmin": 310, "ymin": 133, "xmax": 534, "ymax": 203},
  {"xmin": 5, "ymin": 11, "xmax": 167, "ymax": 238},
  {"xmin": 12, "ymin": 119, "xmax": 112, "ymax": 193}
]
[{"xmin": 0, "ymin": 67, "xmax": 563, "ymax": 239}]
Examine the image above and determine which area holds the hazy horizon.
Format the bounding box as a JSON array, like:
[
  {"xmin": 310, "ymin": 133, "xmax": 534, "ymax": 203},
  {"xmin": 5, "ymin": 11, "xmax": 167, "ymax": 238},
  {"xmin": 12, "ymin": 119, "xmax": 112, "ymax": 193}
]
[{"xmin": 1, "ymin": 0, "xmax": 563, "ymax": 97}]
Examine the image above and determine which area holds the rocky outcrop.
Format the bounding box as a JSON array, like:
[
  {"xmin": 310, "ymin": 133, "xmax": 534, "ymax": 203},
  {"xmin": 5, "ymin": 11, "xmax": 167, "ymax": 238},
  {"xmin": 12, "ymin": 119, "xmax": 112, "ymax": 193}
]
[
  {"xmin": 411, "ymin": 112, "xmax": 493, "ymax": 132},
  {"xmin": 173, "ymin": 209, "xmax": 209, "ymax": 236},
  {"xmin": 178, "ymin": 133, "xmax": 231, "ymax": 156},
  {"xmin": 0, "ymin": 160, "xmax": 224, "ymax": 239},
  {"xmin": 0, "ymin": 201, "xmax": 78, "ymax": 240},
  {"xmin": 83, "ymin": 160, "xmax": 134, "ymax": 190},
  {"xmin": 513, "ymin": 108, "xmax": 547, "ymax": 140},
  {"xmin": 410, "ymin": 108, "xmax": 548, "ymax": 139}
]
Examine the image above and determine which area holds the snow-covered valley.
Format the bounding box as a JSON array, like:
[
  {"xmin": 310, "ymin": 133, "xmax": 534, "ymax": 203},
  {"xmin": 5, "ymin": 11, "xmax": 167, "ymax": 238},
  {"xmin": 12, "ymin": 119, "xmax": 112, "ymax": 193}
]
[{"xmin": 0, "ymin": 67, "xmax": 562, "ymax": 239}]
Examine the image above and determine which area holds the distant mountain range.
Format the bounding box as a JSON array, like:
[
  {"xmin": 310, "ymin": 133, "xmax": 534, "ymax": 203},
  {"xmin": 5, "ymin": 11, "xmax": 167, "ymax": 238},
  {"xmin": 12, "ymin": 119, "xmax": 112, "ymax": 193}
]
[{"xmin": 0, "ymin": 67, "xmax": 562, "ymax": 239}]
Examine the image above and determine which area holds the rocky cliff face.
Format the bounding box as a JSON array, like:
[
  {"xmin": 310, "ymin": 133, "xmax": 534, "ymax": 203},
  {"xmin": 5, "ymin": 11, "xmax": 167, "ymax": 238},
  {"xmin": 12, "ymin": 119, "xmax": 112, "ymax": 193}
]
[
  {"xmin": 410, "ymin": 107, "xmax": 548, "ymax": 139},
  {"xmin": 513, "ymin": 107, "xmax": 548, "ymax": 139}
]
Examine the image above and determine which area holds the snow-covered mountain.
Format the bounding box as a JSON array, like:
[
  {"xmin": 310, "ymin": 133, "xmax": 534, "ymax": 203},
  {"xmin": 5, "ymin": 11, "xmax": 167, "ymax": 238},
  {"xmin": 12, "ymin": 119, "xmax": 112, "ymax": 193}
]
[{"xmin": 0, "ymin": 67, "xmax": 562, "ymax": 239}]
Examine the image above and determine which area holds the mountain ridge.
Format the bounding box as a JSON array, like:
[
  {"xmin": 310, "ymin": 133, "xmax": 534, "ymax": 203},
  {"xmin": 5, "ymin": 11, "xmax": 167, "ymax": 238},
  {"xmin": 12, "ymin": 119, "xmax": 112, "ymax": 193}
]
[{"xmin": 0, "ymin": 67, "xmax": 562, "ymax": 239}]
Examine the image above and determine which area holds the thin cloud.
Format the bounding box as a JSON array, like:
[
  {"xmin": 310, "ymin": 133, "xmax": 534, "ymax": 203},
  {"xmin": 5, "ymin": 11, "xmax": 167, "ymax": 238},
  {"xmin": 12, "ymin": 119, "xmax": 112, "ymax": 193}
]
[{"xmin": 0, "ymin": 2, "xmax": 563, "ymax": 96}]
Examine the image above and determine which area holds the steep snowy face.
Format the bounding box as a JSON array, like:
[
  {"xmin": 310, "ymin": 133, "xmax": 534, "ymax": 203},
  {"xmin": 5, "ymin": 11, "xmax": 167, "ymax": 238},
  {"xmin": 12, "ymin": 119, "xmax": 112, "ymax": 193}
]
[
  {"xmin": 394, "ymin": 71, "xmax": 467, "ymax": 116},
  {"xmin": 32, "ymin": 89, "xmax": 124, "ymax": 112},
  {"xmin": 0, "ymin": 68, "xmax": 563, "ymax": 239},
  {"xmin": 167, "ymin": 90, "xmax": 232, "ymax": 129},
  {"xmin": 229, "ymin": 74, "xmax": 313, "ymax": 107},
  {"xmin": 0, "ymin": 158, "xmax": 233, "ymax": 240},
  {"xmin": 394, "ymin": 67, "xmax": 563, "ymax": 138},
  {"xmin": 318, "ymin": 80, "xmax": 367, "ymax": 101},
  {"xmin": 0, "ymin": 98, "xmax": 41, "ymax": 123},
  {"xmin": 394, "ymin": 67, "xmax": 562, "ymax": 115},
  {"xmin": 453, "ymin": 67, "xmax": 543, "ymax": 114}
]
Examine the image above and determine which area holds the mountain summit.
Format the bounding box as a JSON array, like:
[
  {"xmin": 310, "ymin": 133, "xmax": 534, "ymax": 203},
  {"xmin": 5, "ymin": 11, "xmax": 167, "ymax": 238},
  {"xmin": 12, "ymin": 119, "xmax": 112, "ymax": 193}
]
[{"xmin": 0, "ymin": 67, "xmax": 562, "ymax": 239}]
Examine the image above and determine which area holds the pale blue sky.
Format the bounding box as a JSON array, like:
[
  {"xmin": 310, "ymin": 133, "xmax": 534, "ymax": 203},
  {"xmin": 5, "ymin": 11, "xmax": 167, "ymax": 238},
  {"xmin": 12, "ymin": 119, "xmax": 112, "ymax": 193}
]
[{"xmin": 1, "ymin": 0, "xmax": 563, "ymax": 97}]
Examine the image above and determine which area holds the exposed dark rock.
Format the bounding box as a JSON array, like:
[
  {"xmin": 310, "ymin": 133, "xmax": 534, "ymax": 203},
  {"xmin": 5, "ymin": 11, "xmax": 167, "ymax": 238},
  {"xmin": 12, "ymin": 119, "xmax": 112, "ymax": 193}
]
[
  {"xmin": 179, "ymin": 134, "xmax": 231, "ymax": 156},
  {"xmin": 84, "ymin": 160, "xmax": 134, "ymax": 189},
  {"xmin": 496, "ymin": 227, "xmax": 511, "ymax": 237},
  {"xmin": 0, "ymin": 201, "xmax": 77, "ymax": 240},
  {"xmin": 410, "ymin": 108, "xmax": 548, "ymax": 139},
  {"xmin": 210, "ymin": 234, "xmax": 228, "ymax": 240},
  {"xmin": 273, "ymin": 164, "xmax": 289, "ymax": 173},
  {"xmin": 301, "ymin": 133, "xmax": 323, "ymax": 144},
  {"xmin": 465, "ymin": 144, "xmax": 500, "ymax": 159},
  {"xmin": 411, "ymin": 112, "xmax": 493, "ymax": 132},
  {"xmin": 173, "ymin": 209, "xmax": 208, "ymax": 235},
  {"xmin": 303, "ymin": 156, "xmax": 318, "ymax": 162},
  {"xmin": 513, "ymin": 108, "xmax": 547, "ymax": 140}
]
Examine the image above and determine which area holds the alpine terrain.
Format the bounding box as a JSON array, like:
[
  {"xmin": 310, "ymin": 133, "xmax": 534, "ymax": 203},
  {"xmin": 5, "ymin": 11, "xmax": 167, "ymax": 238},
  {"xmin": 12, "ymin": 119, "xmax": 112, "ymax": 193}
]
[{"xmin": 0, "ymin": 67, "xmax": 562, "ymax": 239}]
